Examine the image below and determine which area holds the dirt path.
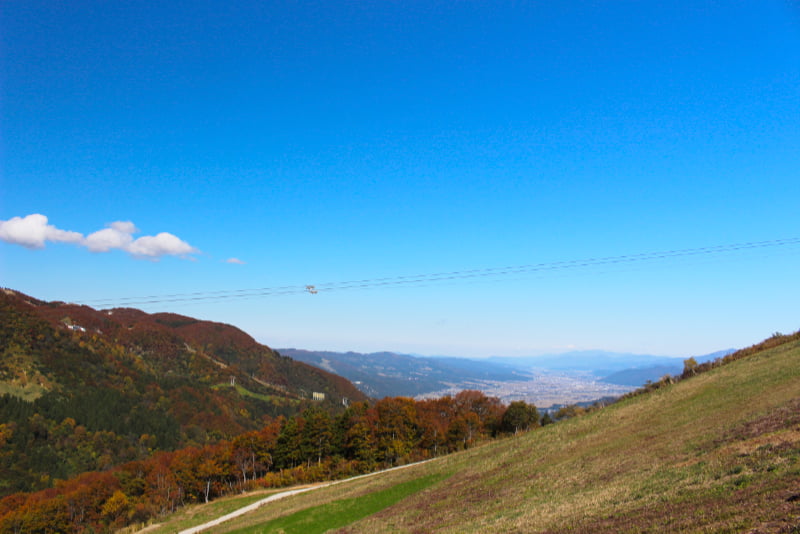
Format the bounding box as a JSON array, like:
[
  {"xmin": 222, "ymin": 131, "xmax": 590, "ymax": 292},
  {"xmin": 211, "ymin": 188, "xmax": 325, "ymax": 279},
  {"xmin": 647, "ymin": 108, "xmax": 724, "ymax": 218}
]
[{"xmin": 176, "ymin": 459, "xmax": 433, "ymax": 534}]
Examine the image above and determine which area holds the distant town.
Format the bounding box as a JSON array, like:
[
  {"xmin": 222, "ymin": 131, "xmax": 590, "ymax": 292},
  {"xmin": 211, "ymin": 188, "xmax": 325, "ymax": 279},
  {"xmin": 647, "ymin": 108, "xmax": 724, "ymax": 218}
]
[{"xmin": 415, "ymin": 372, "xmax": 634, "ymax": 409}]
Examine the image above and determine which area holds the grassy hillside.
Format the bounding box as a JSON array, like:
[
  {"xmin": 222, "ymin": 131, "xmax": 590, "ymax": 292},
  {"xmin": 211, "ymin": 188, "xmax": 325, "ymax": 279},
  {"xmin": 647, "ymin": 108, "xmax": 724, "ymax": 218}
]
[{"xmin": 192, "ymin": 335, "xmax": 800, "ymax": 533}]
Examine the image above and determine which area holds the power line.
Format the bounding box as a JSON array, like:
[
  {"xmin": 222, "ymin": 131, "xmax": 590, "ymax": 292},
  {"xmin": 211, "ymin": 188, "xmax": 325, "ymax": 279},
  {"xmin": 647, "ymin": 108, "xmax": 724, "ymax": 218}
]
[{"xmin": 82, "ymin": 237, "xmax": 800, "ymax": 308}]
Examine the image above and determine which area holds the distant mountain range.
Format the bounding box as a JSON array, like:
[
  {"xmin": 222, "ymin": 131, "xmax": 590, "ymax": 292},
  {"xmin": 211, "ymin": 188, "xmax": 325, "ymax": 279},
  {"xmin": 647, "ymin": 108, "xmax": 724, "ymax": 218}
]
[
  {"xmin": 282, "ymin": 348, "xmax": 737, "ymax": 398},
  {"xmin": 488, "ymin": 349, "xmax": 736, "ymax": 386}
]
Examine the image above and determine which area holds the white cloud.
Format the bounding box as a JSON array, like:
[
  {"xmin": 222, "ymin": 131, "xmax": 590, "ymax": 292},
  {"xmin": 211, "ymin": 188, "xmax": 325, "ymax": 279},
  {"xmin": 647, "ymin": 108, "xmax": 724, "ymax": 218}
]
[
  {"xmin": 110, "ymin": 221, "xmax": 138, "ymax": 234},
  {"xmin": 128, "ymin": 232, "xmax": 197, "ymax": 258},
  {"xmin": 0, "ymin": 214, "xmax": 83, "ymax": 249},
  {"xmin": 225, "ymin": 257, "xmax": 246, "ymax": 264},
  {"xmin": 84, "ymin": 223, "xmax": 136, "ymax": 252},
  {"xmin": 0, "ymin": 214, "xmax": 199, "ymax": 260}
]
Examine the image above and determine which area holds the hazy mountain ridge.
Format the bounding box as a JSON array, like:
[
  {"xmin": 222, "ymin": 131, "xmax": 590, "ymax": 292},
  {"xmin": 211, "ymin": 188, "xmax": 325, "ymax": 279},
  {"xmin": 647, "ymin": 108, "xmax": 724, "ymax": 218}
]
[
  {"xmin": 596, "ymin": 349, "xmax": 733, "ymax": 385},
  {"xmin": 489, "ymin": 349, "xmax": 734, "ymax": 374}
]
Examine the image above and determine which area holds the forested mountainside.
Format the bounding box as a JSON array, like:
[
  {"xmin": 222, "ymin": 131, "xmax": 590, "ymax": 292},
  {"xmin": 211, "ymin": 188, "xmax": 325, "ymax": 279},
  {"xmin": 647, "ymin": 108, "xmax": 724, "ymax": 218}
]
[{"xmin": 0, "ymin": 289, "xmax": 366, "ymax": 496}]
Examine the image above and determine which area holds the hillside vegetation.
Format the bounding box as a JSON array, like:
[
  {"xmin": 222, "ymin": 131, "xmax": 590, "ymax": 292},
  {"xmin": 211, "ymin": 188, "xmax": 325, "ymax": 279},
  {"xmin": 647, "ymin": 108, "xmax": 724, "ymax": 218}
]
[
  {"xmin": 197, "ymin": 333, "xmax": 800, "ymax": 533},
  {"xmin": 0, "ymin": 289, "xmax": 366, "ymax": 496}
]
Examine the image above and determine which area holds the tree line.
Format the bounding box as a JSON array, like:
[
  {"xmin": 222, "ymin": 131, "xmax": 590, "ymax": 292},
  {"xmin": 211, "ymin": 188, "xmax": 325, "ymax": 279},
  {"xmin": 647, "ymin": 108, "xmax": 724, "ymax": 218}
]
[{"xmin": 0, "ymin": 391, "xmax": 540, "ymax": 533}]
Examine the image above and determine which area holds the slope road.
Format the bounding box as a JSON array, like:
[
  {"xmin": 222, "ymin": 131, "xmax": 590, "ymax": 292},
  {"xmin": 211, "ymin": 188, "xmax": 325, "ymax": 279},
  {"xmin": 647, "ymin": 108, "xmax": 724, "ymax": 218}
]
[{"xmin": 173, "ymin": 459, "xmax": 434, "ymax": 534}]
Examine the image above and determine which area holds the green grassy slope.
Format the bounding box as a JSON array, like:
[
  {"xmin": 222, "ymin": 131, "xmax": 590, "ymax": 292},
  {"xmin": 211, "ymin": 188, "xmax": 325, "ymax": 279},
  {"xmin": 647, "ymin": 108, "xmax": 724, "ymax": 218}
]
[{"xmin": 202, "ymin": 336, "xmax": 800, "ymax": 533}]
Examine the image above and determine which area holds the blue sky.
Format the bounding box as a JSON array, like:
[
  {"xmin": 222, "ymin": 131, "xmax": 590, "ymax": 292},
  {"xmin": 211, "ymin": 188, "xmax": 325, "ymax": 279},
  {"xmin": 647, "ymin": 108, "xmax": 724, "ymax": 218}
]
[{"xmin": 2, "ymin": 1, "xmax": 799, "ymax": 358}]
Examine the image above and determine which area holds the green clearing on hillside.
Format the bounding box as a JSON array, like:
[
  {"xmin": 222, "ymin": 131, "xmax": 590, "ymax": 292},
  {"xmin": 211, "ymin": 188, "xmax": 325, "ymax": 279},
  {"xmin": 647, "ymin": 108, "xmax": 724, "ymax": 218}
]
[
  {"xmin": 226, "ymin": 473, "xmax": 446, "ymax": 534},
  {"xmin": 201, "ymin": 337, "xmax": 800, "ymax": 533},
  {"xmin": 212, "ymin": 383, "xmax": 300, "ymax": 406}
]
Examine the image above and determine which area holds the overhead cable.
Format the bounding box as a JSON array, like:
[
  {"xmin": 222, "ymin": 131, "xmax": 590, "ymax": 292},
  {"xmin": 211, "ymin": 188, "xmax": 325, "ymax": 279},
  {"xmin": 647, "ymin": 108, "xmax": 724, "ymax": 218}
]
[{"xmin": 82, "ymin": 237, "xmax": 800, "ymax": 308}]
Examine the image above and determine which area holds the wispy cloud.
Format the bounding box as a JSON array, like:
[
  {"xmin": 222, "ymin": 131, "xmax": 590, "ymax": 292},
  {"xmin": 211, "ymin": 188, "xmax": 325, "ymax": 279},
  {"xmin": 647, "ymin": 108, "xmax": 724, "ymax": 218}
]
[
  {"xmin": 225, "ymin": 257, "xmax": 246, "ymax": 265},
  {"xmin": 0, "ymin": 214, "xmax": 199, "ymax": 260}
]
